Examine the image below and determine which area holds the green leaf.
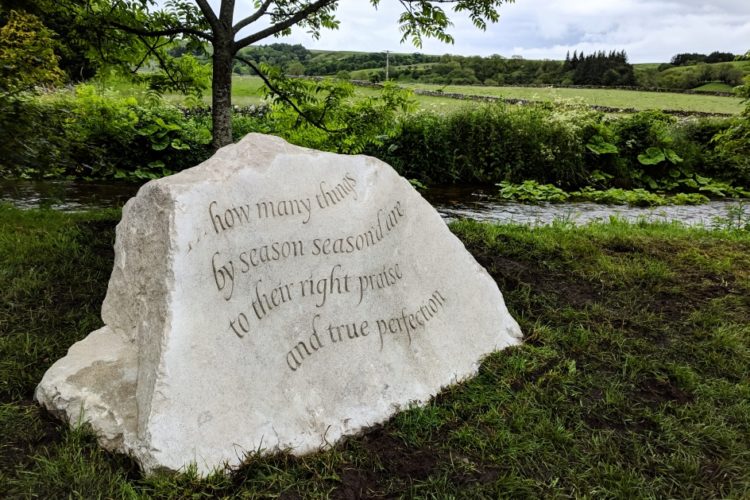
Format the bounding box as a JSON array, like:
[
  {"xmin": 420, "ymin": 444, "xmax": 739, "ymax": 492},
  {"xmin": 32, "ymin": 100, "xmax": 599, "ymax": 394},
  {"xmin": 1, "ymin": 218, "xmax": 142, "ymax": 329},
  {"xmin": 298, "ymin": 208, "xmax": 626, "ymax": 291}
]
[
  {"xmin": 170, "ymin": 139, "xmax": 190, "ymax": 150},
  {"xmin": 638, "ymin": 147, "xmax": 666, "ymax": 165},
  {"xmin": 586, "ymin": 135, "xmax": 619, "ymax": 155},
  {"xmin": 664, "ymin": 149, "xmax": 683, "ymax": 164},
  {"xmin": 137, "ymin": 124, "xmax": 160, "ymax": 136}
]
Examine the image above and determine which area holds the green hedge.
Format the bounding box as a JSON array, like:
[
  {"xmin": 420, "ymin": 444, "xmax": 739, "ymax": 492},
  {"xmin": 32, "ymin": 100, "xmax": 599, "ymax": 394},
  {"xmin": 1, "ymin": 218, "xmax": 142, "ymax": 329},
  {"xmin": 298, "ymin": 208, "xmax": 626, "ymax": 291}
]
[
  {"xmin": 1, "ymin": 86, "xmax": 746, "ymax": 193},
  {"xmin": 367, "ymin": 104, "xmax": 745, "ymax": 191}
]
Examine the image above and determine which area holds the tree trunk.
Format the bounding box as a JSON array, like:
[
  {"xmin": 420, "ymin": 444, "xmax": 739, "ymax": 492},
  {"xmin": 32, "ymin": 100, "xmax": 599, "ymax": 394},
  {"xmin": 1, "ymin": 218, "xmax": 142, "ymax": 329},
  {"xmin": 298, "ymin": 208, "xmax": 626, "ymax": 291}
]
[{"xmin": 211, "ymin": 40, "xmax": 234, "ymax": 150}]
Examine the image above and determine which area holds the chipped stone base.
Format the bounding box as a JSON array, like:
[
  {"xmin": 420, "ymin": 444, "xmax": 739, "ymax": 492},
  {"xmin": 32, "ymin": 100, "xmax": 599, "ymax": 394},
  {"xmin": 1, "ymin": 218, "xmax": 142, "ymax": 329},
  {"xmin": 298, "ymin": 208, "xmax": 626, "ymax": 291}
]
[{"xmin": 35, "ymin": 327, "xmax": 138, "ymax": 450}]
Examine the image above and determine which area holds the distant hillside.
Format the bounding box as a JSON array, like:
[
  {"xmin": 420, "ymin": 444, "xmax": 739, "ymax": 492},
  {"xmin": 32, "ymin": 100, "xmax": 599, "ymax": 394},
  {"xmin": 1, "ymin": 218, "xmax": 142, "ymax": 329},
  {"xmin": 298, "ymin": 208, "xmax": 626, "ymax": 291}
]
[
  {"xmin": 636, "ymin": 60, "xmax": 749, "ymax": 90},
  {"xmin": 228, "ymin": 44, "xmax": 749, "ymax": 92}
]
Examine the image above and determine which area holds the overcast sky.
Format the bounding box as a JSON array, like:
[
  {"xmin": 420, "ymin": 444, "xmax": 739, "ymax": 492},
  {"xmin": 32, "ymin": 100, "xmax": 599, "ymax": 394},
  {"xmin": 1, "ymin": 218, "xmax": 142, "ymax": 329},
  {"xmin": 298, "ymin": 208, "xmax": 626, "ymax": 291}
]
[{"xmin": 211, "ymin": 1, "xmax": 750, "ymax": 63}]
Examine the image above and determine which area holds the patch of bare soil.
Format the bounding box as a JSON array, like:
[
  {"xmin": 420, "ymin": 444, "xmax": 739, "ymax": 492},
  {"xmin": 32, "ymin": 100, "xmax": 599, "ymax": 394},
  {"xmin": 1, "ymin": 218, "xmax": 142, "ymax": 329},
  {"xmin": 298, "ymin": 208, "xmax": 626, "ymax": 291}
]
[
  {"xmin": 331, "ymin": 428, "xmax": 447, "ymax": 499},
  {"xmin": 463, "ymin": 240, "xmax": 602, "ymax": 311}
]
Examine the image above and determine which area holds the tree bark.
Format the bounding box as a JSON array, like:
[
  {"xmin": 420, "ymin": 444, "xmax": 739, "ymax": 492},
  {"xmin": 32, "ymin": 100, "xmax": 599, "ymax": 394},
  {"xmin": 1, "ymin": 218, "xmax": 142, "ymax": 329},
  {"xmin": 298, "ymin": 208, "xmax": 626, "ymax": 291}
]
[{"xmin": 211, "ymin": 38, "xmax": 234, "ymax": 150}]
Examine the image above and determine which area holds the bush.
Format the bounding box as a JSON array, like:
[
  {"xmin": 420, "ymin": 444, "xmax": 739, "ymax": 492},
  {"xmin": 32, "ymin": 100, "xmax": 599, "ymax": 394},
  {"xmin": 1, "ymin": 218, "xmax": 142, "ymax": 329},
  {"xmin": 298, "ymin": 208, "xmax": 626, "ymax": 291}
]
[
  {"xmin": 367, "ymin": 104, "xmax": 746, "ymax": 194},
  {"xmin": 0, "ymin": 85, "xmax": 214, "ymax": 180},
  {"xmin": 1, "ymin": 85, "xmax": 747, "ymax": 195},
  {"xmin": 370, "ymin": 101, "xmax": 601, "ymax": 187},
  {"xmin": 713, "ymin": 76, "xmax": 750, "ymax": 185}
]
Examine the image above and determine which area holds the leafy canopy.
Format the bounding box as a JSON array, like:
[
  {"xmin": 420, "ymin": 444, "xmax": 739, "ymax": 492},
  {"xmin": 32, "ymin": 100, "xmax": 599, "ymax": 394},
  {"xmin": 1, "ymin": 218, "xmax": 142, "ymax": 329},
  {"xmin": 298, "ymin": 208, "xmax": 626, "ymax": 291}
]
[
  {"xmin": 91, "ymin": 0, "xmax": 515, "ymax": 147},
  {"xmin": 97, "ymin": 0, "xmax": 515, "ymax": 78},
  {"xmin": 0, "ymin": 10, "xmax": 64, "ymax": 95}
]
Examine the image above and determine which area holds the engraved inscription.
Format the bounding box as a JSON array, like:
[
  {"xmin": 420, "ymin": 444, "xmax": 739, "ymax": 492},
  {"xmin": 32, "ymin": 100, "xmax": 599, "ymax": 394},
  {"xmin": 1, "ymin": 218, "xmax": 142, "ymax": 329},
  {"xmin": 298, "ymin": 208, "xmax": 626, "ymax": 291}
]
[{"xmin": 202, "ymin": 172, "xmax": 448, "ymax": 371}]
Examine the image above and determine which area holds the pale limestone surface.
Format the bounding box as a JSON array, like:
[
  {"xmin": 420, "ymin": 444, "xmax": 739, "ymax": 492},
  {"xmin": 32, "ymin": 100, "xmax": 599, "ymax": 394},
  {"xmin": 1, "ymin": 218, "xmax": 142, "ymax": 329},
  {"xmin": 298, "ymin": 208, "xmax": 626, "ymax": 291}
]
[{"xmin": 35, "ymin": 134, "xmax": 522, "ymax": 475}]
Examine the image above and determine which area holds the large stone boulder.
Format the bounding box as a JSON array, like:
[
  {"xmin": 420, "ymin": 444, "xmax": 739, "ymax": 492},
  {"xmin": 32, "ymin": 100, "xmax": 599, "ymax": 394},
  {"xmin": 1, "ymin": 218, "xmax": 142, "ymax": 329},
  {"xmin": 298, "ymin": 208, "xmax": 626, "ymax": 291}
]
[{"xmin": 36, "ymin": 134, "xmax": 522, "ymax": 475}]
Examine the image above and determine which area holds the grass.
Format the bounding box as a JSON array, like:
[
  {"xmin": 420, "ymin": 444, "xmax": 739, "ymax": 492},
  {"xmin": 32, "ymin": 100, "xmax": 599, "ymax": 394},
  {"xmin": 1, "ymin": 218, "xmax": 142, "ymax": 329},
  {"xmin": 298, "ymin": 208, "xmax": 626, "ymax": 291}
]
[
  {"xmin": 1, "ymin": 204, "xmax": 750, "ymax": 497},
  {"xmin": 398, "ymin": 82, "xmax": 745, "ymax": 115},
  {"xmin": 633, "ymin": 63, "xmax": 663, "ymax": 71},
  {"xmin": 693, "ymin": 82, "xmax": 736, "ymax": 93},
  {"xmin": 224, "ymin": 77, "xmax": 747, "ymax": 115},
  {"xmin": 660, "ymin": 60, "xmax": 750, "ymax": 79},
  {"xmin": 202, "ymin": 76, "xmax": 477, "ymax": 113},
  {"xmin": 91, "ymin": 74, "xmax": 744, "ymax": 115}
]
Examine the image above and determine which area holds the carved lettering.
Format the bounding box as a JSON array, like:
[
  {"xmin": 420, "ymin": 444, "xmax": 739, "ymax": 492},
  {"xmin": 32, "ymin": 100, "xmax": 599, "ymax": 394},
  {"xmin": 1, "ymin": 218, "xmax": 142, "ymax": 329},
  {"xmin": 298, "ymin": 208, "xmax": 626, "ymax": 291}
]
[
  {"xmin": 286, "ymin": 315, "xmax": 326, "ymax": 371},
  {"xmin": 257, "ymin": 198, "xmax": 313, "ymax": 224},
  {"xmin": 211, "ymin": 252, "xmax": 235, "ymax": 301},
  {"xmin": 209, "ymin": 200, "xmax": 251, "ymax": 234},
  {"xmin": 376, "ymin": 290, "xmax": 447, "ymax": 350},
  {"xmin": 206, "ymin": 176, "xmax": 445, "ymax": 373},
  {"xmin": 298, "ymin": 264, "xmax": 352, "ymax": 308}
]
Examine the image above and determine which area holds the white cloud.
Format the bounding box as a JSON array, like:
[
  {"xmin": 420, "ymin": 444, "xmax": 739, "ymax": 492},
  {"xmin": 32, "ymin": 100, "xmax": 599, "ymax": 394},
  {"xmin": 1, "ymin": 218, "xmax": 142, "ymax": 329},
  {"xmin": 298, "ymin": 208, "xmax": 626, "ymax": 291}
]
[{"xmin": 167, "ymin": 1, "xmax": 750, "ymax": 62}]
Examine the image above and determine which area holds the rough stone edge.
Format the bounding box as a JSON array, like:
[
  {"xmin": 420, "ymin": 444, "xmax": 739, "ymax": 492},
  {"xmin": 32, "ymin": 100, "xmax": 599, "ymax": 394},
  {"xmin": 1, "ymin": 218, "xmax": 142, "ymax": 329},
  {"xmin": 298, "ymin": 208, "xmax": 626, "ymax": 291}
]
[
  {"xmin": 36, "ymin": 181, "xmax": 178, "ymax": 470},
  {"xmin": 34, "ymin": 327, "xmax": 139, "ymax": 452},
  {"xmin": 36, "ymin": 134, "xmax": 523, "ymax": 476}
]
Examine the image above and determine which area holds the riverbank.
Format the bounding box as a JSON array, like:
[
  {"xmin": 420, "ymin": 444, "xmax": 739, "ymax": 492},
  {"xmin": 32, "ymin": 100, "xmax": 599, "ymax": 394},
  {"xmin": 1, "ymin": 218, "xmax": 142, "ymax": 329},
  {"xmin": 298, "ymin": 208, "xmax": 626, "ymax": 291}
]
[
  {"xmin": 1, "ymin": 205, "xmax": 748, "ymax": 497},
  {"xmin": 2, "ymin": 179, "xmax": 749, "ymax": 228}
]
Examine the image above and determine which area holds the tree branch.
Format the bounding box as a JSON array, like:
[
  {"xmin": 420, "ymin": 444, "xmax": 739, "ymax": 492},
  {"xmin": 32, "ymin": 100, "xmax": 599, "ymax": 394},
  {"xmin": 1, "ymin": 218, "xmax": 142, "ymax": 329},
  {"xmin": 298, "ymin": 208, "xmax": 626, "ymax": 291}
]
[
  {"xmin": 219, "ymin": 0, "xmax": 236, "ymax": 27},
  {"xmin": 194, "ymin": 0, "xmax": 220, "ymax": 31},
  {"xmin": 234, "ymin": 0, "xmax": 338, "ymax": 51},
  {"xmin": 131, "ymin": 36, "xmax": 174, "ymax": 73},
  {"xmin": 234, "ymin": 55, "xmax": 344, "ymax": 133},
  {"xmin": 108, "ymin": 20, "xmax": 212, "ymax": 41},
  {"xmin": 233, "ymin": 0, "xmax": 273, "ymax": 34},
  {"xmin": 139, "ymin": 34, "xmax": 181, "ymax": 88}
]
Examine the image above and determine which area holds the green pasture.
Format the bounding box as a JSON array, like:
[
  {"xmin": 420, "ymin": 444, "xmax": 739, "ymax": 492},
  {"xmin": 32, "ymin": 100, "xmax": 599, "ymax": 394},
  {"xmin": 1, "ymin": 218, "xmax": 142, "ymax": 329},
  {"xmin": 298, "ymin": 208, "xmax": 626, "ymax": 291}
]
[
  {"xmin": 1, "ymin": 205, "xmax": 749, "ymax": 497},
  {"xmin": 693, "ymin": 82, "xmax": 736, "ymax": 93},
  {"xmin": 632, "ymin": 63, "xmax": 663, "ymax": 71},
  {"xmin": 227, "ymin": 77, "xmax": 745, "ymax": 115},
  {"xmin": 91, "ymin": 75, "xmax": 744, "ymax": 115},
  {"xmin": 399, "ymin": 83, "xmax": 745, "ymax": 114},
  {"xmin": 661, "ymin": 60, "xmax": 750, "ymax": 78}
]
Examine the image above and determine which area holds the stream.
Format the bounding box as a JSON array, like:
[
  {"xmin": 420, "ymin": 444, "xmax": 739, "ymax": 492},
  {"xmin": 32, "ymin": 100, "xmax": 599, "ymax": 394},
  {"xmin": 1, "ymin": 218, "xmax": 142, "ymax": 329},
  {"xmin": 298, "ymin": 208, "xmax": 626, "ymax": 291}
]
[{"xmin": 1, "ymin": 180, "xmax": 745, "ymax": 228}]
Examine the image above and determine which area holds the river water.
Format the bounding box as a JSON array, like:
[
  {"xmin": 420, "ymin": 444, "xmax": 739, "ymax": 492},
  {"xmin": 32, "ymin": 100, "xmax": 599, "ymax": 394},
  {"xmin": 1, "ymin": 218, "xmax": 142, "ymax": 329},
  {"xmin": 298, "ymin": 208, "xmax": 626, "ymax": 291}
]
[{"xmin": 0, "ymin": 180, "xmax": 745, "ymax": 228}]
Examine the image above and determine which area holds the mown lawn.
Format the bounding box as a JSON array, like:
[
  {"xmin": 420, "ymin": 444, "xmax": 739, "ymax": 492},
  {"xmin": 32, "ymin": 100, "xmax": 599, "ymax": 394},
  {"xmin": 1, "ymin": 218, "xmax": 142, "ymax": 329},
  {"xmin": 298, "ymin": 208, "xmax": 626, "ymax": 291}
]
[{"xmin": 1, "ymin": 205, "xmax": 749, "ymax": 498}]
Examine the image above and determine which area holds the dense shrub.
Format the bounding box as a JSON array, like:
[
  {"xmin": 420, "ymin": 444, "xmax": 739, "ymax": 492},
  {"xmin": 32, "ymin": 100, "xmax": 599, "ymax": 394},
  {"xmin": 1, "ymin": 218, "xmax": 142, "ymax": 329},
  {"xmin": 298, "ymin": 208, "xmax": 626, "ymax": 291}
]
[
  {"xmin": 368, "ymin": 104, "xmax": 742, "ymax": 192},
  {"xmin": 368, "ymin": 102, "xmax": 601, "ymax": 187},
  {"xmin": 0, "ymin": 85, "xmax": 745, "ymax": 195},
  {"xmin": 712, "ymin": 76, "xmax": 750, "ymax": 185},
  {"xmin": 0, "ymin": 86, "xmax": 216, "ymax": 180}
]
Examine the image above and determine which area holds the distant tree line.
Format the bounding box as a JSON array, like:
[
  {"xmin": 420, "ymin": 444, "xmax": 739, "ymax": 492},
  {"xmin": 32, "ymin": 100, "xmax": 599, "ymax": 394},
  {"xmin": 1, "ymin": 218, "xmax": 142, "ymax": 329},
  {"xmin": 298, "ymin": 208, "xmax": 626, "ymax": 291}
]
[
  {"xmin": 562, "ymin": 50, "xmax": 636, "ymax": 86},
  {"xmin": 670, "ymin": 51, "xmax": 745, "ymax": 66},
  {"xmin": 342, "ymin": 49, "xmax": 637, "ymax": 87},
  {"xmin": 305, "ymin": 52, "xmax": 440, "ymax": 76},
  {"xmin": 223, "ymin": 44, "xmax": 750, "ymax": 91},
  {"xmin": 225, "ymin": 44, "xmax": 643, "ymax": 87}
]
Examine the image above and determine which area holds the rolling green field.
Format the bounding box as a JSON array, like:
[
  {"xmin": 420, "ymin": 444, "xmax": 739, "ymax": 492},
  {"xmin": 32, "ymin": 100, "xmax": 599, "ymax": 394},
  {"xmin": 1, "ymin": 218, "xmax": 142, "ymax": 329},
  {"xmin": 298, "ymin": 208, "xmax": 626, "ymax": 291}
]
[
  {"xmin": 94, "ymin": 75, "xmax": 744, "ymax": 115},
  {"xmin": 399, "ymin": 82, "xmax": 745, "ymax": 114},
  {"xmin": 216, "ymin": 76, "xmax": 747, "ymax": 115},
  {"xmin": 660, "ymin": 60, "xmax": 750, "ymax": 78},
  {"xmin": 693, "ymin": 82, "xmax": 736, "ymax": 93}
]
